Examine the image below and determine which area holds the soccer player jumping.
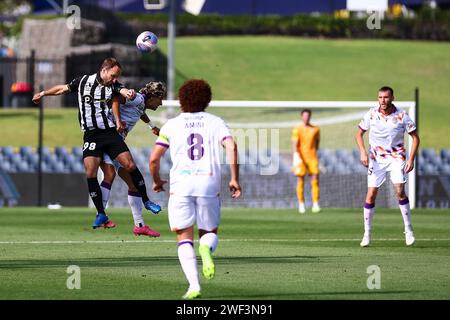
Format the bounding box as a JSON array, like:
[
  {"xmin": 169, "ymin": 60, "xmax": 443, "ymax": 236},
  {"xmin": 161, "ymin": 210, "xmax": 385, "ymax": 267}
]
[
  {"xmin": 100, "ymin": 81, "xmax": 167, "ymax": 237},
  {"xmin": 32, "ymin": 58, "xmax": 161, "ymax": 229},
  {"xmin": 356, "ymin": 86, "xmax": 420, "ymax": 247}
]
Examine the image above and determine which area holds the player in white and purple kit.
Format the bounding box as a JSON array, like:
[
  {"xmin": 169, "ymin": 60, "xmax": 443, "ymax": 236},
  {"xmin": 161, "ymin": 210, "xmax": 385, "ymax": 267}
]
[
  {"xmin": 100, "ymin": 82, "xmax": 166, "ymax": 237},
  {"xmin": 150, "ymin": 79, "xmax": 241, "ymax": 299},
  {"xmin": 356, "ymin": 86, "xmax": 420, "ymax": 247}
]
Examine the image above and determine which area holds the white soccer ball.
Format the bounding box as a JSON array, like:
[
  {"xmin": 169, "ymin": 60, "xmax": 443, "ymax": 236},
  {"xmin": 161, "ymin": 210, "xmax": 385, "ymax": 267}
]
[{"xmin": 136, "ymin": 31, "xmax": 158, "ymax": 53}]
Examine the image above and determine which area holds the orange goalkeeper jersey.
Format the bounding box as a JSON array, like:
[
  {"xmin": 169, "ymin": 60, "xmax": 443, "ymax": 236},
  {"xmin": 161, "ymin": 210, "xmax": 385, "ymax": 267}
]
[{"xmin": 291, "ymin": 124, "xmax": 320, "ymax": 160}]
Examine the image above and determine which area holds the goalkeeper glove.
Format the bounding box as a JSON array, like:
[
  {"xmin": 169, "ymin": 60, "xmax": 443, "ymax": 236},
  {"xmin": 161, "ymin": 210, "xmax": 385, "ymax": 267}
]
[{"xmin": 293, "ymin": 152, "xmax": 302, "ymax": 167}]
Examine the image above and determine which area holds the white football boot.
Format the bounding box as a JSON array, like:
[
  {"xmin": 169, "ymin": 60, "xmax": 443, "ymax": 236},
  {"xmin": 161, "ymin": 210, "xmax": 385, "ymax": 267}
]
[
  {"xmin": 405, "ymin": 231, "xmax": 415, "ymax": 246},
  {"xmin": 298, "ymin": 202, "xmax": 306, "ymax": 214},
  {"xmin": 360, "ymin": 232, "xmax": 371, "ymax": 247}
]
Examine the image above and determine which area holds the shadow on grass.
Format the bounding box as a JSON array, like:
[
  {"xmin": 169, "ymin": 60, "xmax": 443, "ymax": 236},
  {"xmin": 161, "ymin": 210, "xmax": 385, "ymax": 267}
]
[
  {"xmin": 0, "ymin": 255, "xmax": 336, "ymax": 269},
  {"xmin": 207, "ymin": 290, "xmax": 416, "ymax": 299}
]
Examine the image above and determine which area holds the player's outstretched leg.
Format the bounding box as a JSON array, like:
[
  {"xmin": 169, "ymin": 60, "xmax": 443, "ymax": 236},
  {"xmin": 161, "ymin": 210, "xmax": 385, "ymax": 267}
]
[
  {"xmin": 117, "ymin": 152, "xmax": 162, "ymax": 214},
  {"xmin": 199, "ymin": 232, "xmax": 218, "ymax": 280},
  {"xmin": 127, "ymin": 168, "xmax": 161, "ymax": 214}
]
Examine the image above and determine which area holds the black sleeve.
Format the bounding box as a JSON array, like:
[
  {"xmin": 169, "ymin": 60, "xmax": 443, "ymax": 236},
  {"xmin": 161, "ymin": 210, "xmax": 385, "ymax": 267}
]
[
  {"xmin": 112, "ymin": 81, "xmax": 125, "ymax": 94},
  {"xmin": 67, "ymin": 77, "xmax": 82, "ymax": 92}
]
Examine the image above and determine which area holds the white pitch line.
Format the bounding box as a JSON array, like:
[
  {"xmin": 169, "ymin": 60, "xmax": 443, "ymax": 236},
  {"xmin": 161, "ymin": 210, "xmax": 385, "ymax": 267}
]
[{"xmin": 0, "ymin": 238, "xmax": 449, "ymax": 245}]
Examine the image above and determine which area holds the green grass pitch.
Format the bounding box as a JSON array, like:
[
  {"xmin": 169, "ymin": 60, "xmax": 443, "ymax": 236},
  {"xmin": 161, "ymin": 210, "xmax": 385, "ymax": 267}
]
[{"xmin": 0, "ymin": 207, "xmax": 449, "ymax": 300}]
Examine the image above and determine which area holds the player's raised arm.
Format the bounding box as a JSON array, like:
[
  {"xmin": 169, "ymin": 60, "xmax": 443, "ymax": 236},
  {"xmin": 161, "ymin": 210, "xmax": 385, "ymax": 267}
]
[
  {"xmin": 356, "ymin": 127, "xmax": 369, "ymax": 167},
  {"xmin": 119, "ymin": 87, "xmax": 136, "ymax": 100},
  {"xmin": 32, "ymin": 84, "xmax": 71, "ymax": 104},
  {"xmin": 223, "ymin": 137, "xmax": 241, "ymax": 198},
  {"xmin": 140, "ymin": 113, "xmax": 160, "ymax": 136}
]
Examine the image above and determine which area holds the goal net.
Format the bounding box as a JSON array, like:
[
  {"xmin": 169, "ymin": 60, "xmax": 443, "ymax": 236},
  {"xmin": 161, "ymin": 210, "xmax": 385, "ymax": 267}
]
[{"xmin": 102, "ymin": 100, "xmax": 417, "ymax": 209}]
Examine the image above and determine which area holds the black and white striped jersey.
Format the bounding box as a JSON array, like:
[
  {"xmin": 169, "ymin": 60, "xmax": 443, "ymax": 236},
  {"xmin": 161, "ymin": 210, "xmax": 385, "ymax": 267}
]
[{"xmin": 68, "ymin": 73, "xmax": 124, "ymax": 132}]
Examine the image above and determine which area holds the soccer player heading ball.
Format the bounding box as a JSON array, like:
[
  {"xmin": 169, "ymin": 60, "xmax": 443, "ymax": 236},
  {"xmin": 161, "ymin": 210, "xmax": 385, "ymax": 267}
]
[
  {"xmin": 356, "ymin": 86, "xmax": 420, "ymax": 247},
  {"xmin": 32, "ymin": 58, "xmax": 162, "ymax": 229},
  {"xmin": 149, "ymin": 79, "xmax": 242, "ymax": 299}
]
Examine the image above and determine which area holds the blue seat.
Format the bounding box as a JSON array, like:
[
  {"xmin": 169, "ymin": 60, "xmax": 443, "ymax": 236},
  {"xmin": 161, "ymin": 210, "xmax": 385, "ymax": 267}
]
[
  {"xmin": 20, "ymin": 146, "xmax": 33, "ymax": 158},
  {"xmin": 423, "ymin": 163, "xmax": 438, "ymax": 175},
  {"xmin": 0, "ymin": 161, "xmax": 11, "ymax": 172},
  {"xmin": 72, "ymin": 147, "xmax": 83, "ymax": 158},
  {"xmin": 422, "ymin": 148, "xmax": 436, "ymax": 160},
  {"xmin": 440, "ymin": 164, "xmax": 450, "ymax": 175},
  {"xmin": 16, "ymin": 162, "xmax": 30, "ymax": 172},
  {"xmin": 55, "ymin": 146, "xmax": 69, "ymax": 159},
  {"xmin": 1, "ymin": 146, "xmax": 15, "ymax": 160},
  {"xmin": 52, "ymin": 162, "xmax": 66, "ymax": 173},
  {"xmin": 440, "ymin": 149, "xmax": 450, "ymax": 164},
  {"xmin": 335, "ymin": 149, "xmax": 350, "ymax": 160},
  {"xmin": 70, "ymin": 162, "xmax": 84, "ymax": 173}
]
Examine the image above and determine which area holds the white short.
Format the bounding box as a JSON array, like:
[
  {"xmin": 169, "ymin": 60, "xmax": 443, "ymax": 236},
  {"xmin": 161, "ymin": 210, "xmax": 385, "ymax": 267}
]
[
  {"xmin": 103, "ymin": 153, "xmax": 121, "ymax": 171},
  {"xmin": 168, "ymin": 195, "xmax": 221, "ymax": 232},
  {"xmin": 368, "ymin": 160, "xmax": 407, "ymax": 188}
]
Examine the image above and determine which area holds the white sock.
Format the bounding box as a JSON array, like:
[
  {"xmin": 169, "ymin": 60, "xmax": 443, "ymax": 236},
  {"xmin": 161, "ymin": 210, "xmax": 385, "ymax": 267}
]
[
  {"xmin": 128, "ymin": 191, "xmax": 144, "ymax": 227},
  {"xmin": 199, "ymin": 232, "xmax": 218, "ymax": 253},
  {"xmin": 399, "ymin": 198, "xmax": 413, "ymax": 232},
  {"xmin": 100, "ymin": 181, "xmax": 111, "ymax": 209},
  {"xmin": 178, "ymin": 240, "xmax": 200, "ymax": 292},
  {"xmin": 363, "ymin": 203, "xmax": 375, "ymax": 234}
]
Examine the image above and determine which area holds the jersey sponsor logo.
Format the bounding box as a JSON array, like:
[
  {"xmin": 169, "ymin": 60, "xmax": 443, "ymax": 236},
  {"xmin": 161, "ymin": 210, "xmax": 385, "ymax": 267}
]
[
  {"xmin": 83, "ymin": 94, "xmax": 109, "ymax": 104},
  {"xmin": 83, "ymin": 94, "xmax": 93, "ymax": 104}
]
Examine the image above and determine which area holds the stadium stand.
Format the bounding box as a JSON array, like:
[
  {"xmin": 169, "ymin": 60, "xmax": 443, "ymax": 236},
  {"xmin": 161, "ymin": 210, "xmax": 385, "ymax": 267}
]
[
  {"xmin": 1, "ymin": 146, "xmax": 450, "ymax": 175},
  {"xmin": 2, "ymin": 146, "xmax": 449, "ymax": 208},
  {"xmin": 0, "ymin": 167, "xmax": 20, "ymax": 207}
]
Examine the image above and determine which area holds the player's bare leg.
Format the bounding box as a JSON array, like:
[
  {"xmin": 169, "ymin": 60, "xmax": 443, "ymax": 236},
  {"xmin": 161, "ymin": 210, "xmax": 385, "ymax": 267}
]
[
  {"xmin": 394, "ymin": 183, "xmax": 415, "ymax": 246},
  {"xmin": 177, "ymin": 227, "xmax": 201, "ymax": 299},
  {"xmin": 115, "ymin": 151, "xmax": 161, "ymax": 214},
  {"xmin": 84, "ymin": 156, "xmax": 115, "ymax": 229},
  {"xmin": 361, "ymin": 187, "xmax": 378, "ymax": 247},
  {"xmin": 117, "ymin": 168, "xmax": 160, "ymax": 237},
  {"xmin": 311, "ymin": 174, "xmax": 320, "ymax": 213},
  {"xmin": 198, "ymin": 228, "xmax": 218, "ymax": 280},
  {"xmin": 296, "ymin": 176, "xmax": 306, "ymax": 213}
]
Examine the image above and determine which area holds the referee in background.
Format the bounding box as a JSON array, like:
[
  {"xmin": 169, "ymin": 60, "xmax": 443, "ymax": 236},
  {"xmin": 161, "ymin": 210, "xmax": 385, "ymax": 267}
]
[{"xmin": 32, "ymin": 57, "xmax": 162, "ymax": 229}]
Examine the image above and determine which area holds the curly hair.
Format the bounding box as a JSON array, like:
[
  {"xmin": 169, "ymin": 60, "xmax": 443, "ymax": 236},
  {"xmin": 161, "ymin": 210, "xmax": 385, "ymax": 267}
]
[
  {"xmin": 139, "ymin": 81, "xmax": 167, "ymax": 99},
  {"xmin": 178, "ymin": 79, "xmax": 212, "ymax": 113}
]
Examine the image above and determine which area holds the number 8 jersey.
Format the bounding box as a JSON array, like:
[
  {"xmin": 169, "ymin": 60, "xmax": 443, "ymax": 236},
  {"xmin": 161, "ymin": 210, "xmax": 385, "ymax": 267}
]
[{"xmin": 155, "ymin": 112, "xmax": 232, "ymax": 197}]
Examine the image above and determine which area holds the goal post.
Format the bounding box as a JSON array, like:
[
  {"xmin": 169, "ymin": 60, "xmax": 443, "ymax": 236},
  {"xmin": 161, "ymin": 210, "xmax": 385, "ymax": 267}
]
[{"xmin": 161, "ymin": 99, "xmax": 417, "ymax": 209}]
